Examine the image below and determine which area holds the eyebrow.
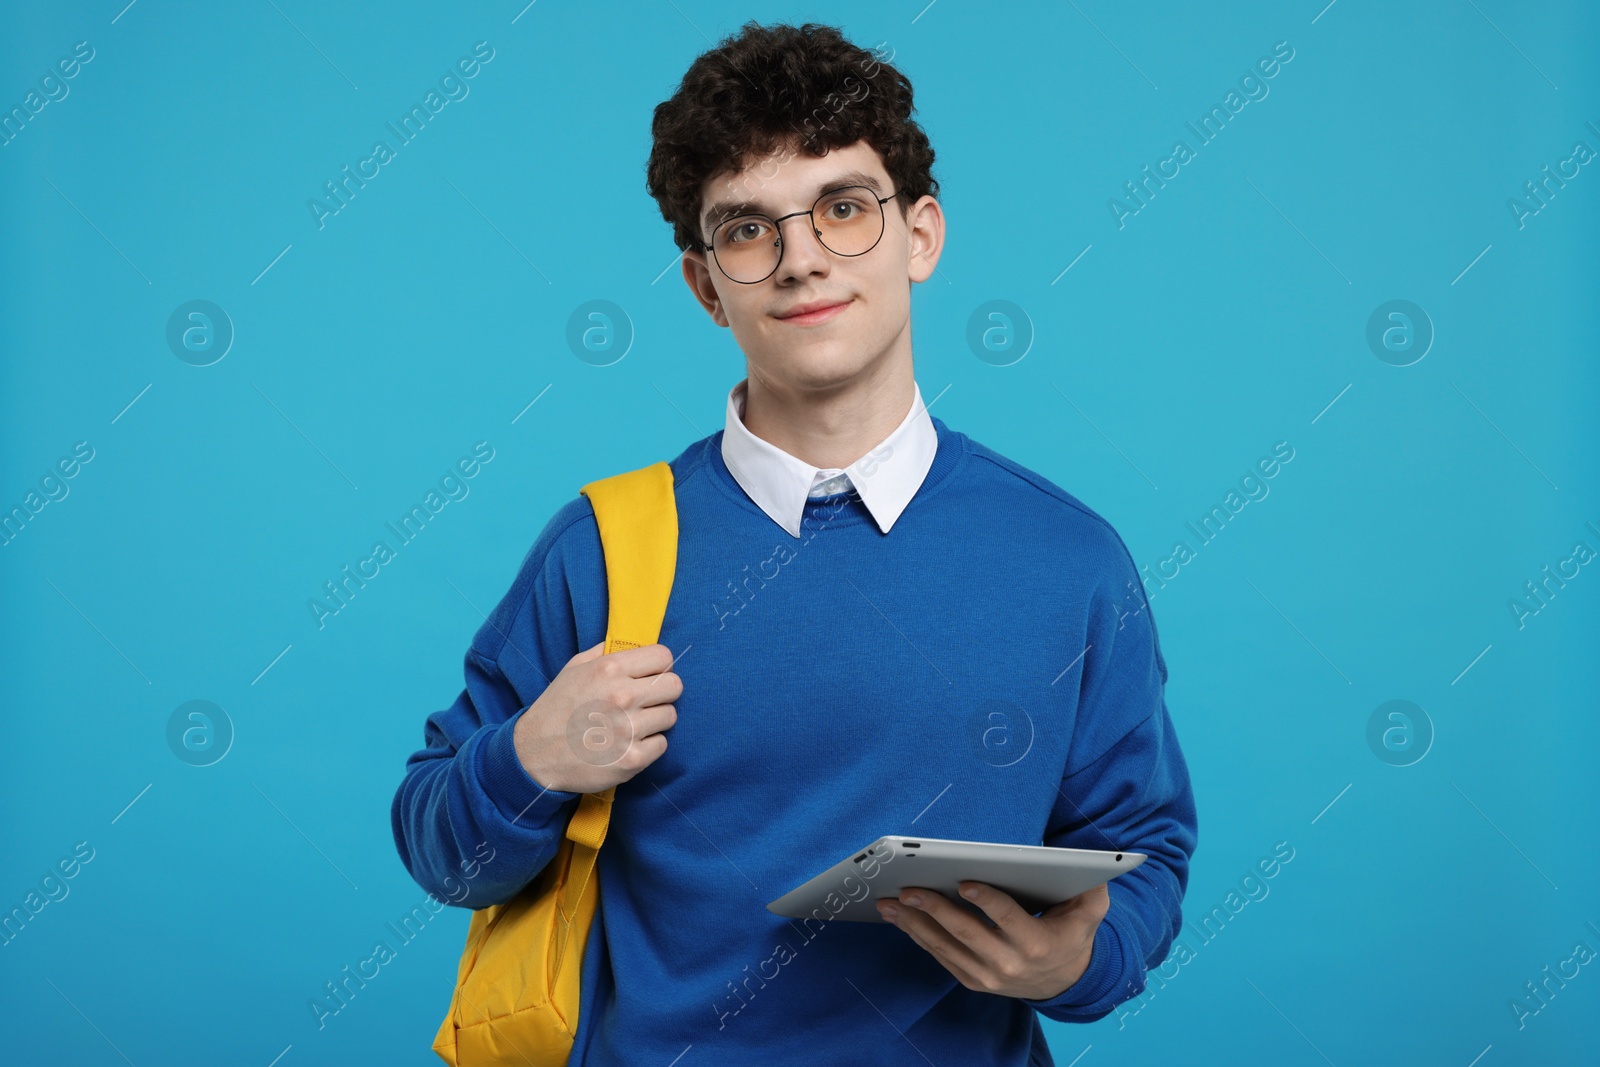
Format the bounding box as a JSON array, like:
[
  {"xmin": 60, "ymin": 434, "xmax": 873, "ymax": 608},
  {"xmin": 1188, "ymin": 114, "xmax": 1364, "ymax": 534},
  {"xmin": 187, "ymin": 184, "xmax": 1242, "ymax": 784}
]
[{"xmin": 700, "ymin": 170, "xmax": 887, "ymax": 236}]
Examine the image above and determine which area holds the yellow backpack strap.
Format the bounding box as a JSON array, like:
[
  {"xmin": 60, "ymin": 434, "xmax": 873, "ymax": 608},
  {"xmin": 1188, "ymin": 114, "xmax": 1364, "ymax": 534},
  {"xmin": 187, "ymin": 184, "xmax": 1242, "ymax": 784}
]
[
  {"xmin": 580, "ymin": 461, "xmax": 678, "ymax": 657},
  {"xmin": 557, "ymin": 461, "xmax": 677, "ymax": 917}
]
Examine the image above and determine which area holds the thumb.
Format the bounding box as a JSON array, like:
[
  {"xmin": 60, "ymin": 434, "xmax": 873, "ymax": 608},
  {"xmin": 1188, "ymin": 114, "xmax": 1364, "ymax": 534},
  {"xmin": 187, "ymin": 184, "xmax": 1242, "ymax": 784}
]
[
  {"xmin": 1043, "ymin": 882, "xmax": 1109, "ymax": 925},
  {"xmin": 571, "ymin": 639, "xmax": 608, "ymax": 664}
]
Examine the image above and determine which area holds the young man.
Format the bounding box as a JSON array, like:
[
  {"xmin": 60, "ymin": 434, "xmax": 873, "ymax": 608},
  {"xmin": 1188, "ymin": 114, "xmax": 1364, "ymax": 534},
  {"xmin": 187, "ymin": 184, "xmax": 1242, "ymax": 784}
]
[{"xmin": 392, "ymin": 21, "xmax": 1197, "ymax": 1066}]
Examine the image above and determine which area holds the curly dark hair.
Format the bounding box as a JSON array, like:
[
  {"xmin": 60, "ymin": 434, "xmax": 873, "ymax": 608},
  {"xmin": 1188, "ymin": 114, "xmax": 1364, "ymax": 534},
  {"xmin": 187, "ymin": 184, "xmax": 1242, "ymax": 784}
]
[{"xmin": 645, "ymin": 21, "xmax": 940, "ymax": 254}]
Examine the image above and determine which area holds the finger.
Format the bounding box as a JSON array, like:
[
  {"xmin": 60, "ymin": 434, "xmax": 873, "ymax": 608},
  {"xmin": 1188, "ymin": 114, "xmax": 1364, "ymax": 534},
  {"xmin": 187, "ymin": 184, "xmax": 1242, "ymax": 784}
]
[
  {"xmin": 899, "ymin": 922, "xmax": 988, "ymax": 991},
  {"xmin": 631, "ymin": 702, "xmax": 678, "ymax": 738},
  {"xmin": 617, "ymin": 731, "xmax": 668, "ymax": 776},
  {"xmin": 593, "ymin": 703, "xmax": 677, "ymax": 762},
  {"xmin": 570, "ymin": 640, "xmax": 609, "ymax": 665},
  {"xmin": 888, "ymin": 889, "xmax": 1001, "ymax": 967},
  {"xmin": 954, "ymin": 881, "xmax": 1036, "ymax": 939},
  {"xmin": 611, "ymin": 642, "xmax": 677, "ymax": 678},
  {"xmin": 1041, "ymin": 882, "xmax": 1110, "ymax": 926},
  {"xmin": 878, "ymin": 896, "xmax": 989, "ymax": 982},
  {"xmin": 636, "ymin": 669, "xmax": 684, "ymax": 706}
]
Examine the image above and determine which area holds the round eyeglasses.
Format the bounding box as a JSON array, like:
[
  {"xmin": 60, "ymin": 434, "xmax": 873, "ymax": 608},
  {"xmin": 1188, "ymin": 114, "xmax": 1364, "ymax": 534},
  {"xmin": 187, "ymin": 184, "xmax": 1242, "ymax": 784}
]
[{"xmin": 701, "ymin": 186, "xmax": 897, "ymax": 284}]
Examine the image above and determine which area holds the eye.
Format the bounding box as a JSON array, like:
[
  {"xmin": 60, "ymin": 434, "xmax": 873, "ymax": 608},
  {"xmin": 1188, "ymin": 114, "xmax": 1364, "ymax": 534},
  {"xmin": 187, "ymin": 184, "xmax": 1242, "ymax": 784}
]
[
  {"xmin": 819, "ymin": 192, "xmax": 874, "ymax": 222},
  {"xmin": 724, "ymin": 217, "xmax": 772, "ymax": 245}
]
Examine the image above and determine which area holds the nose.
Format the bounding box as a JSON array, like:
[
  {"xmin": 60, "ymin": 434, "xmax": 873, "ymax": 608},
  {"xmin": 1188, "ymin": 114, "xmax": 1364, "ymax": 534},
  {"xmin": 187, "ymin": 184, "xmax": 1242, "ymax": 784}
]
[{"xmin": 772, "ymin": 211, "xmax": 831, "ymax": 279}]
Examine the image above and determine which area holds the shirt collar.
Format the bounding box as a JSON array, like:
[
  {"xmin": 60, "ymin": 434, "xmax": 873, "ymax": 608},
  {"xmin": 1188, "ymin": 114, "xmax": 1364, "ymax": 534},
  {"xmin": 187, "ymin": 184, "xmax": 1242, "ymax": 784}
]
[{"xmin": 720, "ymin": 377, "xmax": 939, "ymax": 538}]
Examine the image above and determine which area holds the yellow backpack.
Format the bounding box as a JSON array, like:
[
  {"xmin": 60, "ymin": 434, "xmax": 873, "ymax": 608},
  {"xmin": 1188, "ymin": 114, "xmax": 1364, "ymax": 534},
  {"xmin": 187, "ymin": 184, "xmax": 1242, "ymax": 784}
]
[{"xmin": 432, "ymin": 461, "xmax": 678, "ymax": 1066}]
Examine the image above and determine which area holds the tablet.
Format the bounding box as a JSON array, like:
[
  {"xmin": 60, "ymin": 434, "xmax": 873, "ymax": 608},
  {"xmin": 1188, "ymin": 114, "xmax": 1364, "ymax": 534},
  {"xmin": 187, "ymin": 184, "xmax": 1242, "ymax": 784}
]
[{"xmin": 765, "ymin": 835, "xmax": 1146, "ymax": 925}]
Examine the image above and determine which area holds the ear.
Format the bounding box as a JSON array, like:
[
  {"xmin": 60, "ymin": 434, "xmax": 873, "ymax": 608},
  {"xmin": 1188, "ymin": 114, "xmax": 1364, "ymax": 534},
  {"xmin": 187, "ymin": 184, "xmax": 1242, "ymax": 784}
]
[
  {"xmin": 902, "ymin": 195, "xmax": 945, "ymax": 285},
  {"xmin": 682, "ymin": 248, "xmax": 729, "ymax": 328}
]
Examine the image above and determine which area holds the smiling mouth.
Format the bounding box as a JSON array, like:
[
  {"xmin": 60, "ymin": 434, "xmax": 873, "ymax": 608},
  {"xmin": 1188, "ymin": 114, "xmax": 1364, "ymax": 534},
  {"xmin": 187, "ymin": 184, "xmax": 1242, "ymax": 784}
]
[{"xmin": 776, "ymin": 300, "xmax": 852, "ymax": 325}]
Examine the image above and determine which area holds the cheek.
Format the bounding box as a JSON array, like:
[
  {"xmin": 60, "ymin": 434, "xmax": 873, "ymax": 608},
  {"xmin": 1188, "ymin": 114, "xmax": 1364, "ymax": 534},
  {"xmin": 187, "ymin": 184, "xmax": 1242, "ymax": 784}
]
[
  {"xmin": 722, "ymin": 299, "xmax": 775, "ymax": 351},
  {"xmin": 721, "ymin": 287, "xmax": 761, "ymax": 323},
  {"xmin": 863, "ymin": 262, "xmax": 912, "ymax": 327}
]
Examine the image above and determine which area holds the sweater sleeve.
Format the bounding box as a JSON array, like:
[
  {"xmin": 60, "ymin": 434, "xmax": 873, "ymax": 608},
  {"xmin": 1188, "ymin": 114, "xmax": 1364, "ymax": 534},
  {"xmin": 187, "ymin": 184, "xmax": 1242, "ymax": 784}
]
[
  {"xmin": 1019, "ymin": 536, "xmax": 1198, "ymax": 1023},
  {"xmin": 389, "ymin": 499, "xmax": 599, "ymax": 910}
]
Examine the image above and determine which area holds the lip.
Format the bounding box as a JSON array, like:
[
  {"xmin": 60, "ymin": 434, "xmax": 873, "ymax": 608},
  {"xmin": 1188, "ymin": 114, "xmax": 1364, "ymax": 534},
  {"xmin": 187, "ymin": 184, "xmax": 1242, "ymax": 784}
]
[{"xmin": 775, "ymin": 299, "xmax": 851, "ymax": 325}]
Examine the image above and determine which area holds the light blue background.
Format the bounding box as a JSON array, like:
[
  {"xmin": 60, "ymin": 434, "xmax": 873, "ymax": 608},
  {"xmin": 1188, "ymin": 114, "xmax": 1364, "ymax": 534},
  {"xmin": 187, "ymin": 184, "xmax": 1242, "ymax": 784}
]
[{"xmin": 2, "ymin": 1, "xmax": 1596, "ymax": 1064}]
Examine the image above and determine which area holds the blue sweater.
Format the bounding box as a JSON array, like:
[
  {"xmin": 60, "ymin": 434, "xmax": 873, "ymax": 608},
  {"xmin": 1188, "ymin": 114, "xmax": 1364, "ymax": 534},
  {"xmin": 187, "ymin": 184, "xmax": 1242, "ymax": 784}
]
[{"xmin": 391, "ymin": 416, "xmax": 1199, "ymax": 1066}]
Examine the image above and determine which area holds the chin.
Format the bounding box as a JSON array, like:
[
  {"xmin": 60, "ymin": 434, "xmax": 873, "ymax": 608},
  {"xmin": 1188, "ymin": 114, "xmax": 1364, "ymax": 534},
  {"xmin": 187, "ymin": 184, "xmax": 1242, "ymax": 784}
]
[{"xmin": 754, "ymin": 343, "xmax": 873, "ymax": 389}]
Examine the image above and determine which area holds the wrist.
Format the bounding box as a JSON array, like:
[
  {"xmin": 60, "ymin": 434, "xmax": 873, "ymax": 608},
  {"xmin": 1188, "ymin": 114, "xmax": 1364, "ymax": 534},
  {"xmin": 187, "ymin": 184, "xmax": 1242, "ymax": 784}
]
[{"xmin": 510, "ymin": 704, "xmax": 560, "ymax": 792}]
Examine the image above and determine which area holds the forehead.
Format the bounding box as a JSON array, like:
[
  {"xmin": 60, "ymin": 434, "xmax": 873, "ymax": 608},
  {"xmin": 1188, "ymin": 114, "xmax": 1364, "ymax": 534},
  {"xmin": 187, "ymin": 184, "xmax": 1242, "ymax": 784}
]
[{"xmin": 698, "ymin": 140, "xmax": 890, "ymax": 227}]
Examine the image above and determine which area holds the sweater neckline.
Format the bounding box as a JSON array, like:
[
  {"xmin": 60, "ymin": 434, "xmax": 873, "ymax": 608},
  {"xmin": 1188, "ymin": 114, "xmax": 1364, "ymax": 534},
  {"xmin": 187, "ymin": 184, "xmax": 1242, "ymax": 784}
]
[{"xmin": 701, "ymin": 414, "xmax": 968, "ymax": 533}]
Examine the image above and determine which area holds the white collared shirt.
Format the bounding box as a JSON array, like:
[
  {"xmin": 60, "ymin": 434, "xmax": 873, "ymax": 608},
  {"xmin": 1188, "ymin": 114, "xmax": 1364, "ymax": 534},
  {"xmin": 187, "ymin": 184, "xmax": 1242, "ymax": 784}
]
[{"xmin": 720, "ymin": 377, "xmax": 939, "ymax": 538}]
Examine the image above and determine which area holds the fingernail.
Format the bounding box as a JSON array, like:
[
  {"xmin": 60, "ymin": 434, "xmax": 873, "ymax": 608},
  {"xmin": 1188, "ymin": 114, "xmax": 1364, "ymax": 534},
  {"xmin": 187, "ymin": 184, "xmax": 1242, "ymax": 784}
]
[
  {"xmin": 881, "ymin": 904, "xmax": 900, "ymax": 919},
  {"xmin": 904, "ymin": 893, "xmax": 922, "ymax": 907}
]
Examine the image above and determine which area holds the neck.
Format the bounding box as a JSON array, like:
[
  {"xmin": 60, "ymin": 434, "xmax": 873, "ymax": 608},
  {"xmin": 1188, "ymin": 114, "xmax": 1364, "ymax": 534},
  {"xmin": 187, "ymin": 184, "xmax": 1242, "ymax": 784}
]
[{"xmin": 741, "ymin": 347, "xmax": 916, "ymax": 471}]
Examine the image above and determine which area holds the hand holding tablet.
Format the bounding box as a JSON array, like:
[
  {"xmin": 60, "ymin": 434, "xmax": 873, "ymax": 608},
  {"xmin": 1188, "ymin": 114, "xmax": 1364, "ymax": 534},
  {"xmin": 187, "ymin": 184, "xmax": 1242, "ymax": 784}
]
[{"xmin": 766, "ymin": 835, "xmax": 1146, "ymax": 925}]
